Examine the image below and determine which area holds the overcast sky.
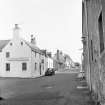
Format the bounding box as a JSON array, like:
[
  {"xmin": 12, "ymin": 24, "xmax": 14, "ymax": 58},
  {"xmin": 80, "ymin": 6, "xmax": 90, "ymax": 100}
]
[{"xmin": 0, "ymin": 0, "xmax": 82, "ymax": 63}]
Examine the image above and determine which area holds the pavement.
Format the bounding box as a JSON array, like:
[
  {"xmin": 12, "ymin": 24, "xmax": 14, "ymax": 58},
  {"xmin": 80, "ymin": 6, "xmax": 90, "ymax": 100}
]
[
  {"xmin": 0, "ymin": 72, "xmax": 94, "ymax": 105},
  {"xmin": 55, "ymin": 68, "xmax": 79, "ymax": 73},
  {"xmin": 56, "ymin": 70, "xmax": 78, "ymax": 74}
]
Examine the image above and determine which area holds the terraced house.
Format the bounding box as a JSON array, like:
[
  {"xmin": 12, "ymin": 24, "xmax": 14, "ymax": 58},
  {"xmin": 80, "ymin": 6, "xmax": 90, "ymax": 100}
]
[
  {"xmin": 0, "ymin": 24, "xmax": 47, "ymax": 78},
  {"xmin": 82, "ymin": 0, "xmax": 105, "ymax": 104}
]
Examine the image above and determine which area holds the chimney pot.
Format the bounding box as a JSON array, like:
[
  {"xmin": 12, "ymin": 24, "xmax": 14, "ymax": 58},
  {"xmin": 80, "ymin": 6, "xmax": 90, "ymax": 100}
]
[
  {"xmin": 15, "ymin": 24, "xmax": 19, "ymax": 29},
  {"xmin": 31, "ymin": 34, "xmax": 36, "ymax": 45},
  {"xmin": 13, "ymin": 24, "xmax": 20, "ymax": 39}
]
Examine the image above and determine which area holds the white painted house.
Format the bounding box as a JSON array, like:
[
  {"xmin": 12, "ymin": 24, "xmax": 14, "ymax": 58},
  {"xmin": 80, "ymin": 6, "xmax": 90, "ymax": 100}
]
[
  {"xmin": 46, "ymin": 52, "xmax": 54, "ymax": 69},
  {"xmin": 47, "ymin": 57, "xmax": 53, "ymax": 69},
  {"xmin": 64, "ymin": 54, "xmax": 74, "ymax": 69},
  {"xmin": 0, "ymin": 24, "xmax": 47, "ymax": 78}
]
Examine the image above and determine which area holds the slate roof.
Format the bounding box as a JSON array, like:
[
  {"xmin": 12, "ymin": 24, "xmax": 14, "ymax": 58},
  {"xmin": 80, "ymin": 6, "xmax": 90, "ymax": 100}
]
[
  {"xmin": 64, "ymin": 54, "xmax": 72, "ymax": 60},
  {"xmin": 0, "ymin": 39, "xmax": 45, "ymax": 55},
  {"xmin": 0, "ymin": 40, "xmax": 10, "ymax": 52},
  {"xmin": 24, "ymin": 40, "xmax": 44, "ymax": 54}
]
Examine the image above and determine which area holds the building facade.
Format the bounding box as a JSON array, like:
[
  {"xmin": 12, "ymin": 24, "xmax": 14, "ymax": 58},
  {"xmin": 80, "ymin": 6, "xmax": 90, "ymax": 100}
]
[
  {"xmin": 64, "ymin": 54, "xmax": 73, "ymax": 69},
  {"xmin": 0, "ymin": 24, "xmax": 47, "ymax": 78},
  {"xmin": 53, "ymin": 50, "xmax": 65, "ymax": 71},
  {"xmin": 47, "ymin": 53, "xmax": 54, "ymax": 69},
  {"xmin": 53, "ymin": 50, "xmax": 73, "ymax": 71},
  {"xmin": 82, "ymin": 0, "xmax": 105, "ymax": 104}
]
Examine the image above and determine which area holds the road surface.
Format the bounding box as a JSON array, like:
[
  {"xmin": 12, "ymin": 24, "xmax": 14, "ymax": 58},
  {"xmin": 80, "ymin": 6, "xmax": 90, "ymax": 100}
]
[{"xmin": 0, "ymin": 72, "xmax": 94, "ymax": 105}]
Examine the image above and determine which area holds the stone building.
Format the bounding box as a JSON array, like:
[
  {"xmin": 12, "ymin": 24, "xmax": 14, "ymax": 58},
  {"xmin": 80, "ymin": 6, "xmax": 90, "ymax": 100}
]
[
  {"xmin": 41, "ymin": 50, "xmax": 54, "ymax": 70},
  {"xmin": 53, "ymin": 50, "xmax": 65, "ymax": 71},
  {"xmin": 82, "ymin": 0, "xmax": 105, "ymax": 104},
  {"xmin": 53, "ymin": 50, "xmax": 74, "ymax": 71},
  {"xmin": 64, "ymin": 54, "xmax": 73, "ymax": 69}
]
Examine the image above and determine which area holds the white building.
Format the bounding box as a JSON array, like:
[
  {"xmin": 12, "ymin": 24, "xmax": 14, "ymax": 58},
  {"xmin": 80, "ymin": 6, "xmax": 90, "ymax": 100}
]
[
  {"xmin": 47, "ymin": 57, "xmax": 53, "ymax": 69},
  {"xmin": 41, "ymin": 51, "xmax": 53, "ymax": 70},
  {"xmin": 0, "ymin": 24, "xmax": 47, "ymax": 78},
  {"xmin": 64, "ymin": 54, "xmax": 74, "ymax": 69}
]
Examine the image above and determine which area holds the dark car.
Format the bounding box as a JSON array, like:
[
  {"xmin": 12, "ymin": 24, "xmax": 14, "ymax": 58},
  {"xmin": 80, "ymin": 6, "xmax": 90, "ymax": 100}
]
[{"xmin": 45, "ymin": 68, "xmax": 55, "ymax": 76}]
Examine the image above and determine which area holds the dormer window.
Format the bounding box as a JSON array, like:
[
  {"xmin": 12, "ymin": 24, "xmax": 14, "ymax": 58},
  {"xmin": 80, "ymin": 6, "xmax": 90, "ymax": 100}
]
[
  {"xmin": 6, "ymin": 52, "xmax": 10, "ymax": 58},
  {"xmin": 21, "ymin": 42, "xmax": 23, "ymax": 46},
  {"xmin": 10, "ymin": 43, "xmax": 12, "ymax": 46}
]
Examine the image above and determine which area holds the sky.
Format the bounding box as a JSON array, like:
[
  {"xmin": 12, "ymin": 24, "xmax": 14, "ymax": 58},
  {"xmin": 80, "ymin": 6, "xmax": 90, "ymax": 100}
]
[{"xmin": 0, "ymin": 0, "xmax": 82, "ymax": 63}]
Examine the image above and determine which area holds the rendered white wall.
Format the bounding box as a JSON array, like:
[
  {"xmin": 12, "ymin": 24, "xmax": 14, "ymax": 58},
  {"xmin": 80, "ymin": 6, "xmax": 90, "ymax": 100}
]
[{"xmin": 0, "ymin": 38, "xmax": 32, "ymax": 77}]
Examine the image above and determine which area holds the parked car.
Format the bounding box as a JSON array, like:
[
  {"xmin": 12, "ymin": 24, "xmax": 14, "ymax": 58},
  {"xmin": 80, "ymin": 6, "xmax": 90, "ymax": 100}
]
[{"xmin": 45, "ymin": 68, "xmax": 55, "ymax": 76}]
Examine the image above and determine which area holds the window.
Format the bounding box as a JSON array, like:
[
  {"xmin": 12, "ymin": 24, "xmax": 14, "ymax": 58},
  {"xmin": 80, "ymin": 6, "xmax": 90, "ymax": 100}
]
[
  {"xmin": 98, "ymin": 11, "xmax": 104, "ymax": 53},
  {"xmin": 42, "ymin": 59, "xmax": 44, "ymax": 63},
  {"xmin": 22, "ymin": 63, "xmax": 27, "ymax": 71},
  {"xmin": 6, "ymin": 63, "xmax": 10, "ymax": 71},
  {"xmin": 35, "ymin": 63, "xmax": 37, "ymax": 70},
  {"xmin": 10, "ymin": 43, "xmax": 12, "ymax": 46},
  {"xmin": 21, "ymin": 42, "xmax": 23, "ymax": 46},
  {"xmin": 6, "ymin": 52, "xmax": 10, "ymax": 58},
  {"xmin": 35, "ymin": 52, "xmax": 37, "ymax": 57}
]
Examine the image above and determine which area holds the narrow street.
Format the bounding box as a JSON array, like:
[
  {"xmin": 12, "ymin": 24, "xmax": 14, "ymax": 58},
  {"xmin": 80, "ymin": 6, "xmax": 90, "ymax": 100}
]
[{"xmin": 0, "ymin": 72, "xmax": 94, "ymax": 105}]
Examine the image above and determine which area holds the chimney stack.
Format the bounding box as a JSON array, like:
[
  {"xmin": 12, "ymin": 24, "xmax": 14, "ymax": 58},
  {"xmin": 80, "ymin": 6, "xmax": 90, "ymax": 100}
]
[
  {"xmin": 31, "ymin": 34, "xmax": 36, "ymax": 45},
  {"xmin": 13, "ymin": 24, "xmax": 20, "ymax": 39},
  {"xmin": 57, "ymin": 50, "xmax": 59, "ymax": 60},
  {"xmin": 47, "ymin": 52, "xmax": 52, "ymax": 58},
  {"xmin": 41, "ymin": 50, "xmax": 47, "ymax": 56}
]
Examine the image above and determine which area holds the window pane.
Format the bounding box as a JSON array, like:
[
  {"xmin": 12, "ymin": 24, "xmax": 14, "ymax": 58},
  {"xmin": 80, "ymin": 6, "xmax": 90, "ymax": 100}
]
[
  {"xmin": 6, "ymin": 52, "xmax": 10, "ymax": 58},
  {"xmin": 21, "ymin": 42, "xmax": 23, "ymax": 45},
  {"xmin": 10, "ymin": 43, "xmax": 12, "ymax": 46},
  {"xmin": 22, "ymin": 63, "xmax": 27, "ymax": 71},
  {"xmin": 42, "ymin": 59, "xmax": 44, "ymax": 63},
  {"xmin": 6, "ymin": 63, "xmax": 10, "ymax": 71},
  {"xmin": 35, "ymin": 63, "xmax": 37, "ymax": 70}
]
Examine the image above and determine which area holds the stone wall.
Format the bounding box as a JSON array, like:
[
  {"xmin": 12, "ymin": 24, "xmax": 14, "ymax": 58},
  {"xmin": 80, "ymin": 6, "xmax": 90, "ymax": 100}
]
[{"xmin": 82, "ymin": 0, "xmax": 105, "ymax": 104}]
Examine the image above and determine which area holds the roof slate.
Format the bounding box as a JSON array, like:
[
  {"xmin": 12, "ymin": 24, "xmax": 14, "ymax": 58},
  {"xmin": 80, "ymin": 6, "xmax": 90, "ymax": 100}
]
[
  {"xmin": 0, "ymin": 39, "xmax": 45, "ymax": 55},
  {"xmin": 24, "ymin": 40, "xmax": 44, "ymax": 54},
  {"xmin": 0, "ymin": 40, "xmax": 10, "ymax": 51}
]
